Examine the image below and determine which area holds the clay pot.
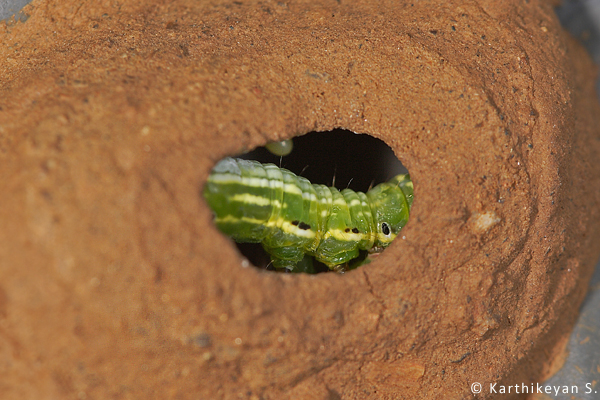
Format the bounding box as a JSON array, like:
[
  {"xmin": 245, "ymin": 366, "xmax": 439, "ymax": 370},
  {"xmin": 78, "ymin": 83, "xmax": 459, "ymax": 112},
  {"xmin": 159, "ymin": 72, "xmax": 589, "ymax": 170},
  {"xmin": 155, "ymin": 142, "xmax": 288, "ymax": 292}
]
[{"xmin": 1, "ymin": 0, "xmax": 600, "ymax": 399}]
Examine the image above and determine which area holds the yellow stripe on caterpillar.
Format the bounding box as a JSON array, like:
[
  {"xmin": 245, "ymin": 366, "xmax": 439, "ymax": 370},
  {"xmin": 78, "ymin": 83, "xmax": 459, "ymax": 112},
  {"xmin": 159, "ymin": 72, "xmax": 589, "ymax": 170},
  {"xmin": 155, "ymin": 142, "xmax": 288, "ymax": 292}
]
[
  {"xmin": 215, "ymin": 215, "xmax": 317, "ymax": 239},
  {"xmin": 230, "ymin": 193, "xmax": 277, "ymax": 207}
]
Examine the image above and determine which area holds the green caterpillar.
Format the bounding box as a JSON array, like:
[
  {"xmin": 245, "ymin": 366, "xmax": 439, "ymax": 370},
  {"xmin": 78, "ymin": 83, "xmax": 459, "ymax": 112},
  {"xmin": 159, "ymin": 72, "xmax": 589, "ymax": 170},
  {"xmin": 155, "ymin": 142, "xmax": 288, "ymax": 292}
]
[{"xmin": 203, "ymin": 157, "xmax": 413, "ymax": 272}]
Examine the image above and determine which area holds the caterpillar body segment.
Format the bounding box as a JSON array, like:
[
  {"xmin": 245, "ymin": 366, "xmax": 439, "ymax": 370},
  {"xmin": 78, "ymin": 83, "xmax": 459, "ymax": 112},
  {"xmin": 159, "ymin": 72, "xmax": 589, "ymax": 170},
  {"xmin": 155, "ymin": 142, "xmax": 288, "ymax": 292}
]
[{"xmin": 204, "ymin": 157, "xmax": 413, "ymax": 271}]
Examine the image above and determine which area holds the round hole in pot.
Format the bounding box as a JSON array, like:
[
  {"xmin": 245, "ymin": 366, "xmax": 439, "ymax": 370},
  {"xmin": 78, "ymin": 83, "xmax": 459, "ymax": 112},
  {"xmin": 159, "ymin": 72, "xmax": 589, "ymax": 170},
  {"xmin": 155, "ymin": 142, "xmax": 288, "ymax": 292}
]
[{"xmin": 204, "ymin": 129, "xmax": 411, "ymax": 274}]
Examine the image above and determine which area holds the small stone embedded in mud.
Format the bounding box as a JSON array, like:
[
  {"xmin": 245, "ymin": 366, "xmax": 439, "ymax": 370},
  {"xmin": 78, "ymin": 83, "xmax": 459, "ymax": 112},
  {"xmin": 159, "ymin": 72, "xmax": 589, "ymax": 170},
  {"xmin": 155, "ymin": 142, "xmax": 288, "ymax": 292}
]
[{"xmin": 470, "ymin": 211, "xmax": 501, "ymax": 233}]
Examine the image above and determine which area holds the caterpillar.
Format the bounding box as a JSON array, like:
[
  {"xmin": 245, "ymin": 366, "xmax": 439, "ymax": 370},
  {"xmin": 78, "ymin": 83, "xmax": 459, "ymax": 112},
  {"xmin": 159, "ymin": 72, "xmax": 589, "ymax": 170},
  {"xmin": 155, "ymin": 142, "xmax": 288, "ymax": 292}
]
[{"xmin": 203, "ymin": 157, "xmax": 413, "ymax": 272}]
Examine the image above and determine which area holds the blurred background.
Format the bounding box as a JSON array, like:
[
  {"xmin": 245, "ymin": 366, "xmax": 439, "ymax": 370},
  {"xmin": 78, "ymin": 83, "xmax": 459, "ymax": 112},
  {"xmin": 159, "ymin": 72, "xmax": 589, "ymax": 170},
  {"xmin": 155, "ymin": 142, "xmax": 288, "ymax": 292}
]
[
  {"xmin": 2, "ymin": 0, "xmax": 600, "ymax": 396},
  {"xmin": 0, "ymin": 0, "xmax": 30, "ymax": 22},
  {"xmin": 545, "ymin": 2, "xmax": 600, "ymax": 398}
]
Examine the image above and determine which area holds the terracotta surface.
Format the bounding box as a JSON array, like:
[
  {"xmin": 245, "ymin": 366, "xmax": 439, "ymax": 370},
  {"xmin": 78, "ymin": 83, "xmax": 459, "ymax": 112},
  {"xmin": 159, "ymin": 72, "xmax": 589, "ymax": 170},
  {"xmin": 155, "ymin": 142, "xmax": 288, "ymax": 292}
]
[{"xmin": 2, "ymin": 0, "xmax": 600, "ymax": 399}]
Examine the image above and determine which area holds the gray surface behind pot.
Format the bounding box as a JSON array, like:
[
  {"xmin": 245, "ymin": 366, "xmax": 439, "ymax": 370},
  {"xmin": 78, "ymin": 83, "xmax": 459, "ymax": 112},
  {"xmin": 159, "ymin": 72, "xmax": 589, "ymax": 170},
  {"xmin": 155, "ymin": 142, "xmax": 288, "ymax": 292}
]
[
  {"xmin": 0, "ymin": 0, "xmax": 31, "ymax": 21},
  {"xmin": 546, "ymin": 1, "xmax": 600, "ymax": 399}
]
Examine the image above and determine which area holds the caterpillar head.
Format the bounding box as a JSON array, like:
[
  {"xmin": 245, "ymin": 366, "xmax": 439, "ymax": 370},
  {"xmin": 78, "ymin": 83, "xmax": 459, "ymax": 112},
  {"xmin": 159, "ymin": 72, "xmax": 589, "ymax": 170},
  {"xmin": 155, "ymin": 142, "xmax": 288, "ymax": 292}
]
[{"xmin": 367, "ymin": 175, "xmax": 412, "ymax": 248}]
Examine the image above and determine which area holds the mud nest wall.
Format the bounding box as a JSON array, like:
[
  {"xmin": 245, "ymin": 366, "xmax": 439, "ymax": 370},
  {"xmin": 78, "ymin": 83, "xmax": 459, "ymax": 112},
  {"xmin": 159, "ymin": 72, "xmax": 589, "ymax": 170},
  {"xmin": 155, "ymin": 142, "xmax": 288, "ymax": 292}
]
[{"xmin": 2, "ymin": 0, "xmax": 600, "ymax": 399}]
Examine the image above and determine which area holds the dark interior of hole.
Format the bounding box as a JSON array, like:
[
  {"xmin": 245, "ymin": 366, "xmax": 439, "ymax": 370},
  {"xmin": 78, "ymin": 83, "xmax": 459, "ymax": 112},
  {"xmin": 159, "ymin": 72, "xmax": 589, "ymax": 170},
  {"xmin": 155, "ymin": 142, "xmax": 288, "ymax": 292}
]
[
  {"xmin": 240, "ymin": 129, "xmax": 407, "ymax": 193},
  {"xmin": 234, "ymin": 129, "xmax": 407, "ymax": 273}
]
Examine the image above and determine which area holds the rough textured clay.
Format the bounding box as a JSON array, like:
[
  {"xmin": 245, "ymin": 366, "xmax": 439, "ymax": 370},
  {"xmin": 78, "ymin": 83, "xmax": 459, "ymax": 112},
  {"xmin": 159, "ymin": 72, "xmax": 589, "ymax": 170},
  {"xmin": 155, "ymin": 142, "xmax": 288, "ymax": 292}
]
[{"xmin": 1, "ymin": 0, "xmax": 600, "ymax": 399}]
